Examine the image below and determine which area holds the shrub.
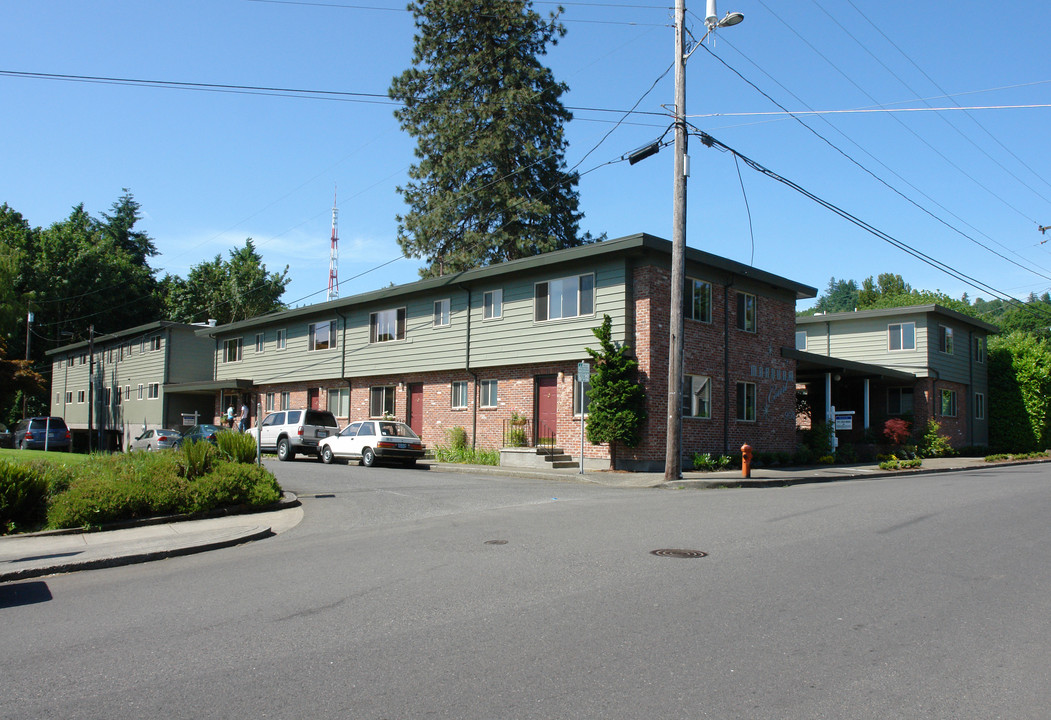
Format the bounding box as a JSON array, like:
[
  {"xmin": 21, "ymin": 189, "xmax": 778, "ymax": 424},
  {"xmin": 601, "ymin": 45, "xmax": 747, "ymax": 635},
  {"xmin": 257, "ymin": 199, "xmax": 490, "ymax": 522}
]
[
  {"xmin": 879, "ymin": 457, "xmax": 923, "ymax": 470},
  {"xmin": 919, "ymin": 420, "xmax": 955, "ymax": 458},
  {"xmin": 177, "ymin": 440, "xmax": 218, "ymax": 480},
  {"xmin": 0, "ymin": 460, "xmax": 49, "ymax": 534},
  {"xmin": 216, "ymin": 431, "xmax": 258, "ymax": 464},
  {"xmin": 883, "ymin": 418, "xmax": 911, "ymax": 445},
  {"xmin": 818, "ymin": 455, "xmax": 835, "ymax": 465},
  {"xmin": 190, "ymin": 462, "xmax": 282, "ymax": 512},
  {"xmin": 447, "ymin": 426, "xmax": 469, "ymax": 451},
  {"xmin": 507, "ymin": 427, "xmax": 527, "ymax": 447},
  {"xmin": 431, "ymin": 444, "xmax": 499, "ymax": 465},
  {"xmin": 800, "ymin": 421, "xmax": 834, "ymax": 458}
]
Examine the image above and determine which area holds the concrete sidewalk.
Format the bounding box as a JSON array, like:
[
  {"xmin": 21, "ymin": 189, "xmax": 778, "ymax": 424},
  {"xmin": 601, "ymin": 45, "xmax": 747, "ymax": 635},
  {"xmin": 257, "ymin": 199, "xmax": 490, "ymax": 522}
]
[
  {"xmin": 0, "ymin": 494, "xmax": 303, "ymax": 583},
  {"xmin": 2, "ymin": 457, "xmax": 1043, "ymax": 583}
]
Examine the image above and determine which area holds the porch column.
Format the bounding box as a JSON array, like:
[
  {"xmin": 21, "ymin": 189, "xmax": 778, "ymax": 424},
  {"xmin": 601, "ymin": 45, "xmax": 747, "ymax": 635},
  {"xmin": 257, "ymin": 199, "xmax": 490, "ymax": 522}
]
[
  {"xmin": 825, "ymin": 372, "xmax": 833, "ymax": 425},
  {"xmin": 864, "ymin": 378, "xmax": 870, "ymax": 430}
]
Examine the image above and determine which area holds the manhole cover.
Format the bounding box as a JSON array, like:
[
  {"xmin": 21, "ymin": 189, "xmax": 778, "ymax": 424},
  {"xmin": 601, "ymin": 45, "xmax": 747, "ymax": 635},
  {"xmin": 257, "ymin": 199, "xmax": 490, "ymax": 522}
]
[
  {"xmin": 484, "ymin": 540, "xmax": 508, "ymax": 545},
  {"xmin": 650, "ymin": 549, "xmax": 708, "ymax": 559}
]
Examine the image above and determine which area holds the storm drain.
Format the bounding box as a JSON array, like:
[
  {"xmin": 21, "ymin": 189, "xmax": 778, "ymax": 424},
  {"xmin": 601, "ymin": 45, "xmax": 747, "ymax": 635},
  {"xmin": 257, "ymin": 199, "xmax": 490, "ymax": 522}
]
[
  {"xmin": 484, "ymin": 540, "xmax": 508, "ymax": 545},
  {"xmin": 650, "ymin": 549, "xmax": 708, "ymax": 559}
]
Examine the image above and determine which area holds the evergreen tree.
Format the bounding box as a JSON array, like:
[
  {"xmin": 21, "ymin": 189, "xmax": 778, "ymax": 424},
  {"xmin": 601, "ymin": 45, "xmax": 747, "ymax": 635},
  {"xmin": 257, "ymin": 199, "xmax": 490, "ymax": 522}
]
[
  {"xmin": 389, "ymin": 0, "xmax": 592, "ymax": 277},
  {"xmin": 584, "ymin": 315, "xmax": 646, "ymax": 470}
]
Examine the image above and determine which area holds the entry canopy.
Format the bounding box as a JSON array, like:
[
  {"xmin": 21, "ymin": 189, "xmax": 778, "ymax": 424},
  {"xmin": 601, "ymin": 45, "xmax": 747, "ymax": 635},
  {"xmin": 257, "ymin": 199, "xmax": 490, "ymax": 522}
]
[{"xmin": 782, "ymin": 348, "xmax": 916, "ymax": 384}]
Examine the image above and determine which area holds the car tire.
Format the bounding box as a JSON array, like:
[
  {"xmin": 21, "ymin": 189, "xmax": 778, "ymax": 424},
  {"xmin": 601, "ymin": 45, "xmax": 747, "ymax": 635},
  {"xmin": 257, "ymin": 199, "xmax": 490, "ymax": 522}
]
[
  {"xmin": 18, "ymin": 440, "xmax": 26, "ymax": 450},
  {"xmin": 361, "ymin": 447, "xmax": 376, "ymax": 467},
  {"xmin": 277, "ymin": 437, "xmax": 295, "ymax": 461},
  {"xmin": 321, "ymin": 445, "xmax": 335, "ymax": 465}
]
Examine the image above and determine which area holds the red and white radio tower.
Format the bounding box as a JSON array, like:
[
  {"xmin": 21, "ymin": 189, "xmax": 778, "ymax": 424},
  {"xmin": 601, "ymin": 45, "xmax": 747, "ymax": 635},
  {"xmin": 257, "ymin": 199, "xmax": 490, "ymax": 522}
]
[{"xmin": 327, "ymin": 187, "xmax": 339, "ymax": 301}]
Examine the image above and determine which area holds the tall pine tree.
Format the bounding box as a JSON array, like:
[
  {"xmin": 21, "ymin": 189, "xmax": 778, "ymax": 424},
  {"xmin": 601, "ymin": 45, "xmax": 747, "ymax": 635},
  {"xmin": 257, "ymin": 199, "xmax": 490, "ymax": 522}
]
[
  {"xmin": 584, "ymin": 314, "xmax": 647, "ymax": 470},
  {"xmin": 389, "ymin": 0, "xmax": 592, "ymax": 277}
]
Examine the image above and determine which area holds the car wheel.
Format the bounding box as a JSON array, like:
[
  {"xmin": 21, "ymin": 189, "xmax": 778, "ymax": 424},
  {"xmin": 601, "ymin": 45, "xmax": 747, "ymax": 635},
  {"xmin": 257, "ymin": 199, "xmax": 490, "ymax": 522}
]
[
  {"xmin": 18, "ymin": 440, "xmax": 26, "ymax": 450},
  {"xmin": 361, "ymin": 447, "xmax": 376, "ymax": 467},
  {"xmin": 147, "ymin": 444, "xmax": 153, "ymax": 452},
  {"xmin": 277, "ymin": 437, "xmax": 295, "ymax": 461},
  {"xmin": 321, "ymin": 445, "xmax": 335, "ymax": 465}
]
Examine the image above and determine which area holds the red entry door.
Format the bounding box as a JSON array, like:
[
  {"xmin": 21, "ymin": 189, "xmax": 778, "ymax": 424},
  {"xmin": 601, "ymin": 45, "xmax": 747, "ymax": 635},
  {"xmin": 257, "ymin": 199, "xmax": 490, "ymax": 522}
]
[
  {"xmin": 308, "ymin": 388, "xmax": 320, "ymax": 410},
  {"xmin": 408, "ymin": 383, "xmax": 424, "ymax": 438},
  {"xmin": 535, "ymin": 375, "xmax": 558, "ymax": 444}
]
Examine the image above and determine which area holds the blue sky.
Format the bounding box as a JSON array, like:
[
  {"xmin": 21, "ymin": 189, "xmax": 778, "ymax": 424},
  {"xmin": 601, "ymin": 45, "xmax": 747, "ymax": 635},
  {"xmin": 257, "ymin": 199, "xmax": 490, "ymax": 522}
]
[{"xmin": 3, "ymin": 0, "xmax": 1050, "ymax": 313}]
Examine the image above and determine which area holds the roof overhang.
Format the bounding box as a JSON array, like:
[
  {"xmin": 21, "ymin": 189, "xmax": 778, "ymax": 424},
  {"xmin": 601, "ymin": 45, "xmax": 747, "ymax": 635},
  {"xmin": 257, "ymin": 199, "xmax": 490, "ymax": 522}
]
[
  {"xmin": 783, "ymin": 348, "xmax": 917, "ymax": 383},
  {"xmin": 163, "ymin": 379, "xmax": 255, "ymax": 395}
]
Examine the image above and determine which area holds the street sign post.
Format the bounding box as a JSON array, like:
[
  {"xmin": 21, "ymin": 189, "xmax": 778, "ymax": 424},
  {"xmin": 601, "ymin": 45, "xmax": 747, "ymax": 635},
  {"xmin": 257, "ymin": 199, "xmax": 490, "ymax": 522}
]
[{"xmin": 576, "ymin": 362, "xmax": 590, "ymax": 474}]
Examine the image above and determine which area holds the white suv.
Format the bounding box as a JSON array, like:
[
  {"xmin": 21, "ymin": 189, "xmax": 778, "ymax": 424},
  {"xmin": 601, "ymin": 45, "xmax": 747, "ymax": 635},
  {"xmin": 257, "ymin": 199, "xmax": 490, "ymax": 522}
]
[{"xmin": 257, "ymin": 409, "xmax": 339, "ymax": 461}]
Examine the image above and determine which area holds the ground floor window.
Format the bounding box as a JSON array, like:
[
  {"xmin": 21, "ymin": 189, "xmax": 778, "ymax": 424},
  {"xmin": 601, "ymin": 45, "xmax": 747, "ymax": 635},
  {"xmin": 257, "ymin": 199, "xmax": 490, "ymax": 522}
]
[
  {"xmin": 974, "ymin": 392, "xmax": 985, "ymax": 420},
  {"xmin": 451, "ymin": 381, "xmax": 468, "ymax": 410},
  {"xmin": 888, "ymin": 386, "xmax": 913, "ymax": 415},
  {"xmin": 327, "ymin": 387, "xmax": 349, "ymax": 417},
  {"xmin": 280, "ymin": 391, "xmax": 290, "ymax": 411},
  {"xmin": 370, "ymin": 386, "xmax": 395, "ymax": 417},
  {"xmin": 265, "ymin": 392, "xmax": 275, "ymax": 412},
  {"xmin": 480, "ymin": 379, "xmax": 498, "ymax": 408},
  {"xmin": 940, "ymin": 389, "xmax": 958, "ymax": 417},
  {"xmin": 683, "ymin": 375, "xmax": 711, "ymax": 419},
  {"xmin": 736, "ymin": 382, "xmax": 756, "ymax": 422}
]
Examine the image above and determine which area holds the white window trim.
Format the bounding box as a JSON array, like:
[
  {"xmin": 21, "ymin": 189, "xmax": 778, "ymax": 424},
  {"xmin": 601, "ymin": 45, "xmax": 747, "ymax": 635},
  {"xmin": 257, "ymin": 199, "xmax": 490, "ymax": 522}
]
[
  {"xmin": 255, "ymin": 333, "xmax": 265, "ymax": 354},
  {"xmin": 736, "ymin": 381, "xmax": 757, "ymax": 422},
  {"xmin": 684, "ymin": 374, "xmax": 712, "ymax": 419},
  {"xmin": 148, "ymin": 382, "xmax": 160, "ymax": 399},
  {"xmin": 974, "ymin": 392, "xmax": 985, "ymax": 420},
  {"xmin": 687, "ymin": 278, "xmax": 712, "ymax": 323},
  {"xmin": 533, "ymin": 273, "xmax": 596, "ymax": 323},
  {"xmin": 736, "ymin": 292, "xmax": 757, "ymax": 333},
  {"xmin": 483, "ymin": 289, "xmax": 503, "ymax": 320},
  {"xmin": 888, "ymin": 322, "xmax": 916, "ymax": 352},
  {"xmin": 276, "ymin": 328, "xmax": 287, "ymax": 351},
  {"xmin": 309, "ymin": 320, "xmax": 337, "ymax": 352},
  {"xmin": 451, "ymin": 381, "xmax": 469, "ymax": 410},
  {"xmin": 480, "ymin": 379, "xmax": 498, "ymax": 409},
  {"xmin": 433, "ymin": 298, "xmax": 451, "ymax": 328},
  {"xmin": 223, "ymin": 337, "xmax": 243, "ymax": 364},
  {"xmin": 369, "ymin": 386, "xmax": 396, "ymax": 417},
  {"xmin": 370, "ymin": 308, "xmax": 407, "ymax": 343}
]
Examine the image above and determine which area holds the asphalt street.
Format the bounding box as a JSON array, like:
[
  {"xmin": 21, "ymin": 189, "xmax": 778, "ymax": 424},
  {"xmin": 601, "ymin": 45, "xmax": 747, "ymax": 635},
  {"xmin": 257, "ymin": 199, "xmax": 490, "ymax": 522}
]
[{"xmin": 2, "ymin": 460, "xmax": 1050, "ymax": 719}]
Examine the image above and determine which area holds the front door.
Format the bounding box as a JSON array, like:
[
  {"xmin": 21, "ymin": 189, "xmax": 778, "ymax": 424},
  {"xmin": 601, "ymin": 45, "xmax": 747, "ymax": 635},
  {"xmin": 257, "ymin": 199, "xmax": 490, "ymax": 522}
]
[
  {"xmin": 308, "ymin": 388, "xmax": 320, "ymax": 410},
  {"xmin": 408, "ymin": 383, "xmax": 424, "ymax": 438},
  {"xmin": 535, "ymin": 375, "xmax": 558, "ymax": 444}
]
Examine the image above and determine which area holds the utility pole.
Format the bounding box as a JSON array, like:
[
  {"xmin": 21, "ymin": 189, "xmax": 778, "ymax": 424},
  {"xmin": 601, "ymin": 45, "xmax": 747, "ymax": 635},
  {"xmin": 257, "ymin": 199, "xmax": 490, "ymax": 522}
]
[
  {"xmin": 23, "ymin": 309, "xmax": 32, "ymax": 418},
  {"xmin": 665, "ymin": 0, "xmax": 689, "ymax": 482},
  {"xmin": 87, "ymin": 324, "xmax": 94, "ymax": 453}
]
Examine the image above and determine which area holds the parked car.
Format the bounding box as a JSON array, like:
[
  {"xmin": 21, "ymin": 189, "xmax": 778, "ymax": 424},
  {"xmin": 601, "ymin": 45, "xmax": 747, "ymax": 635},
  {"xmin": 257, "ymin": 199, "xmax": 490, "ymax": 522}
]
[
  {"xmin": 257, "ymin": 409, "xmax": 339, "ymax": 461},
  {"xmin": 0, "ymin": 423, "xmax": 13, "ymax": 449},
  {"xmin": 129, "ymin": 428, "xmax": 182, "ymax": 452},
  {"xmin": 13, "ymin": 417, "xmax": 72, "ymax": 451},
  {"xmin": 174, "ymin": 424, "xmax": 227, "ymax": 448},
  {"xmin": 318, "ymin": 420, "xmax": 425, "ymax": 467}
]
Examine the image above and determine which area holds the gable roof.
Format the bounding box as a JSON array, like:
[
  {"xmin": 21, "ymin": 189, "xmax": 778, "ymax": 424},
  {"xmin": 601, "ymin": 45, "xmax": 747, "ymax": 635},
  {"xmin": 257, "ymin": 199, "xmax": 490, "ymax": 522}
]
[
  {"xmin": 796, "ymin": 304, "xmax": 999, "ymax": 334},
  {"xmin": 200, "ymin": 233, "xmax": 817, "ymax": 336},
  {"xmin": 46, "ymin": 321, "xmax": 200, "ymax": 357}
]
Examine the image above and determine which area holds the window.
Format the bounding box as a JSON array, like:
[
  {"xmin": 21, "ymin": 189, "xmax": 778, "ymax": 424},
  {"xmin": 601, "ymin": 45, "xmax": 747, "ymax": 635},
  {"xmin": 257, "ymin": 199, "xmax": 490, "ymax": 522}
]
[
  {"xmin": 370, "ymin": 386, "xmax": 396, "ymax": 417},
  {"xmin": 974, "ymin": 336, "xmax": 985, "ymax": 363},
  {"xmin": 433, "ymin": 298, "xmax": 451, "ymax": 327},
  {"xmin": 77, "ymin": 390, "xmax": 85, "ymax": 403},
  {"xmin": 266, "ymin": 392, "xmax": 275, "ymax": 412},
  {"xmin": 451, "ymin": 381, "xmax": 469, "ymax": 410},
  {"xmin": 939, "ymin": 325, "xmax": 954, "ymax": 355},
  {"xmin": 888, "ymin": 322, "xmax": 916, "ymax": 351},
  {"xmin": 736, "ymin": 382, "xmax": 756, "ymax": 422},
  {"xmin": 255, "ymin": 333, "xmax": 265, "ymax": 353},
  {"xmin": 80, "ymin": 353, "xmax": 87, "ymax": 365},
  {"xmin": 327, "ymin": 387, "xmax": 349, "ymax": 417},
  {"xmin": 137, "ymin": 384, "xmax": 144, "ymax": 400},
  {"xmin": 148, "ymin": 383, "xmax": 160, "ymax": 399},
  {"xmin": 683, "ymin": 375, "xmax": 711, "ymax": 419},
  {"xmin": 280, "ymin": 391, "xmax": 290, "ymax": 410},
  {"xmin": 483, "ymin": 289, "xmax": 503, "ymax": 319},
  {"xmin": 573, "ymin": 378, "xmax": 592, "ymax": 416},
  {"xmin": 150, "ymin": 336, "xmax": 162, "ymax": 351},
  {"xmin": 370, "ymin": 308, "xmax": 406, "ymax": 343},
  {"xmin": 276, "ymin": 329, "xmax": 287, "ymax": 350},
  {"xmin": 975, "ymin": 392, "xmax": 985, "ymax": 420},
  {"xmin": 686, "ymin": 279, "xmax": 711, "ymax": 322},
  {"xmin": 940, "ymin": 389, "xmax": 957, "ymax": 417},
  {"xmin": 888, "ymin": 387, "xmax": 914, "ymax": 415},
  {"xmin": 309, "ymin": 320, "xmax": 337, "ymax": 351},
  {"xmin": 534, "ymin": 274, "xmax": 595, "ymax": 322},
  {"xmin": 480, "ymin": 380, "xmax": 498, "ymax": 408},
  {"xmin": 124, "ymin": 385, "xmax": 130, "ymax": 401},
  {"xmin": 736, "ymin": 292, "xmax": 757, "ymax": 332},
  {"xmin": 114, "ymin": 387, "xmax": 122, "ymax": 406},
  {"xmin": 795, "ymin": 330, "xmax": 807, "ymax": 351},
  {"xmin": 103, "ymin": 387, "xmax": 111, "ymax": 405},
  {"xmin": 223, "ymin": 338, "xmax": 243, "ymax": 363},
  {"xmin": 65, "ymin": 391, "xmax": 73, "ymax": 404}
]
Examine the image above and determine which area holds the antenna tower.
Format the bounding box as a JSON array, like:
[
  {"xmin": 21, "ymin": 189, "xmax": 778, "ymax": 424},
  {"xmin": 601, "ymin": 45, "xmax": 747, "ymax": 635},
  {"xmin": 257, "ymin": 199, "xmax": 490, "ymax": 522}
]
[{"xmin": 327, "ymin": 187, "xmax": 339, "ymax": 301}]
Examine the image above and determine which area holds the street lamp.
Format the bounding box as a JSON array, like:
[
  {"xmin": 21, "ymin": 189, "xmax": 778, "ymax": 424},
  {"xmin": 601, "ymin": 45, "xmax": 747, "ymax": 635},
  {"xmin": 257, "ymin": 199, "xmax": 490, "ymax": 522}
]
[{"xmin": 665, "ymin": 0, "xmax": 743, "ymax": 481}]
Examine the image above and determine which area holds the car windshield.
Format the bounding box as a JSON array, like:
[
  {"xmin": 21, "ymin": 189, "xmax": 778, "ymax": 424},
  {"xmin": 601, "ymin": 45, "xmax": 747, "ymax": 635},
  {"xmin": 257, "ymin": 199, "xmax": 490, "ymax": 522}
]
[{"xmin": 379, "ymin": 423, "xmax": 418, "ymax": 439}]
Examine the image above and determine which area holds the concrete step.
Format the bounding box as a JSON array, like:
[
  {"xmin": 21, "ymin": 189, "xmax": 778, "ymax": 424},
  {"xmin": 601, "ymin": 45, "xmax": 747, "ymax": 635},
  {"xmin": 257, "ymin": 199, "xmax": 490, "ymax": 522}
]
[
  {"xmin": 543, "ymin": 454, "xmax": 574, "ymax": 463},
  {"xmin": 550, "ymin": 461, "xmax": 579, "ymax": 469}
]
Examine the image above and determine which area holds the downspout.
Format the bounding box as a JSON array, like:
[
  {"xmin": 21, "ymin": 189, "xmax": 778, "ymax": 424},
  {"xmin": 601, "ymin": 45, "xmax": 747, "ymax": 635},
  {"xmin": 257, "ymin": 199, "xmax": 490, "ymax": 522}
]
[
  {"xmin": 460, "ymin": 284, "xmax": 478, "ymax": 449},
  {"xmin": 213, "ymin": 335, "xmax": 220, "ymax": 422},
  {"xmin": 723, "ymin": 282, "xmax": 731, "ymax": 454},
  {"xmin": 161, "ymin": 326, "xmax": 172, "ymax": 432},
  {"xmin": 825, "ymin": 321, "xmax": 831, "ymax": 356},
  {"xmin": 337, "ymin": 310, "xmax": 349, "ymax": 415},
  {"xmin": 967, "ymin": 329, "xmax": 974, "ymax": 446}
]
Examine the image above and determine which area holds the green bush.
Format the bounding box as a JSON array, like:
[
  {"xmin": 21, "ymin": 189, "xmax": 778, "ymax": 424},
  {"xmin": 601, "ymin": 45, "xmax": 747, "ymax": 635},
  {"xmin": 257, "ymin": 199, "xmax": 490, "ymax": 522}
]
[
  {"xmin": 190, "ymin": 463, "xmax": 281, "ymax": 512},
  {"xmin": 919, "ymin": 420, "xmax": 955, "ymax": 458},
  {"xmin": 0, "ymin": 460, "xmax": 49, "ymax": 534},
  {"xmin": 879, "ymin": 457, "xmax": 923, "ymax": 470},
  {"xmin": 177, "ymin": 440, "xmax": 218, "ymax": 481},
  {"xmin": 447, "ymin": 426, "xmax": 469, "ymax": 451},
  {"xmin": 431, "ymin": 444, "xmax": 499, "ymax": 465},
  {"xmin": 216, "ymin": 431, "xmax": 258, "ymax": 464}
]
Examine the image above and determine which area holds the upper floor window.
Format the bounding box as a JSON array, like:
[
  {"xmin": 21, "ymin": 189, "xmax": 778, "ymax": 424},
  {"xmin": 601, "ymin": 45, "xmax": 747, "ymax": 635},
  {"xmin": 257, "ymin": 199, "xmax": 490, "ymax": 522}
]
[
  {"xmin": 433, "ymin": 299, "xmax": 451, "ymax": 327},
  {"xmin": 310, "ymin": 320, "xmax": 337, "ymax": 351},
  {"xmin": 150, "ymin": 336, "xmax": 162, "ymax": 351},
  {"xmin": 534, "ymin": 274, "xmax": 594, "ymax": 322},
  {"xmin": 276, "ymin": 328, "xmax": 287, "ymax": 350},
  {"xmin": 736, "ymin": 292, "xmax": 756, "ymax": 332},
  {"xmin": 255, "ymin": 333, "xmax": 264, "ymax": 353},
  {"xmin": 683, "ymin": 375, "xmax": 711, "ymax": 419},
  {"xmin": 939, "ymin": 325, "xmax": 954, "ymax": 355},
  {"xmin": 370, "ymin": 308, "xmax": 406, "ymax": 343},
  {"xmin": 483, "ymin": 289, "xmax": 503, "ymax": 320},
  {"xmin": 223, "ymin": 338, "xmax": 243, "ymax": 363},
  {"xmin": 888, "ymin": 322, "xmax": 915, "ymax": 351},
  {"xmin": 148, "ymin": 383, "xmax": 160, "ymax": 399},
  {"xmin": 795, "ymin": 330, "xmax": 807, "ymax": 351},
  {"xmin": 686, "ymin": 278, "xmax": 711, "ymax": 322},
  {"xmin": 974, "ymin": 336, "xmax": 985, "ymax": 363},
  {"xmin": 974, "ymin": 392, "xmax": 986, "ymax": 420}
]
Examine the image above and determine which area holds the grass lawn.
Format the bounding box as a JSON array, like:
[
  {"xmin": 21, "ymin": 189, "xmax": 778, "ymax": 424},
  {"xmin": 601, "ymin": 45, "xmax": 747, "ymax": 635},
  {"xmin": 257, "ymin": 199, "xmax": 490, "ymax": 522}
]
[{"xmin": 0, "ymin": 448, "xmax": 92, "ymax": 466}]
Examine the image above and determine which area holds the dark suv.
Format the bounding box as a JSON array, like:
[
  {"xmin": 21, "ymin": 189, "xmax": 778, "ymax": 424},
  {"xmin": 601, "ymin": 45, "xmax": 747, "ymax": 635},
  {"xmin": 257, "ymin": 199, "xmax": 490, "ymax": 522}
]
[
  {"xmin": 257, "ymin": 409, "xmax": 339, "ymax": 461},
  {"xmin": 14, "ymin": 417, "xmax": 72, "ymax": 451}
]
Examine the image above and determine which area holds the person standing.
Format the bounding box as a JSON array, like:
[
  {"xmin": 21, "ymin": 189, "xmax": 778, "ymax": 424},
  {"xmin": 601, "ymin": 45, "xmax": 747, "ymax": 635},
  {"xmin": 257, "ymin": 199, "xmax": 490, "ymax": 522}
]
[{"xmin": 239, "ymin": 400, "xmax": 249, "ymax": 432}]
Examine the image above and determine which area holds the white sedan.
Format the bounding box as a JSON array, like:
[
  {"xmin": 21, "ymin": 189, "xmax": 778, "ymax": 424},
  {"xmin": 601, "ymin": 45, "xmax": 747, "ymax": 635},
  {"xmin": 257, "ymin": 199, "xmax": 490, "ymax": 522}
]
[{"xmin": 319, "ymin": 420, "xmax": 425, "ymax": 467}]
